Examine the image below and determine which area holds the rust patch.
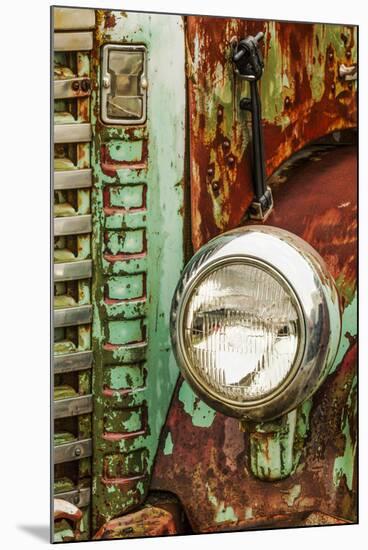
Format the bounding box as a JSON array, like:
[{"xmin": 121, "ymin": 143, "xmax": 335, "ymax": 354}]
[
  {"xmin": 94, "ymin": 505, "xmax": 178, "ymax": 539},
  {"xmin": 187, "ymin": 18, "xmax": 357, "ymax": 250}
]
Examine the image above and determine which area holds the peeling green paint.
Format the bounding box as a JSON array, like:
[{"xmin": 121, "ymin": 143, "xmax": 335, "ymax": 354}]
[
  {"xmin": 250, "ymin": 409, "xmax": 297, "ymax": 481},
  {"xmin": 163, "ymin": 432, "xmax": 174, "ymax": 455},
  {"xmin": 207, "ymin": 484, "xmax": 238, "ymax": 524},
  {"xmin": 333, "ymin": 376, "xmax": 357, "ymax": 490},
  {"xmin": 179, "ymin": 381, "xmax": 216, "ymax": 428},
  {"xmin": 281, "ymin": 484, "xmax": 301, "ymax": 507},
  {"xmin": 330, "ymin": 293, "xmax": 357, "ymax": 374},
  {"xmin": 108, "ymin": 140, "xmax": 143, "ymax": 162}
]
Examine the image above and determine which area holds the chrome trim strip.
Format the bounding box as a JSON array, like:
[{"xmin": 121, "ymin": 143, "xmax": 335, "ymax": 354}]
[
  {"xmin": 54, "ymin": 487, "xmax": 91, "ymax": 508},
  {"xmin": 54, "ymin": 394, "xmax": 93, "ymax": 419},
  {"xmin": 54, "ymin": 31, "xmax": 93, "ymax": 52},
  {"xmin": 54, "ymin": 305, "xmax": 92, "ymax": 328},
  {"xmin": 54, "ymin": 169, "xmax": 92, "ymax": 190},
  {"xmin": 53, "ymin": 8, "xmax": 95, "ymax": 30},
  {"xmin": 54, "ymin": 439, "xmax": 92, "ymax": 464},
  {"xmin": 54, "ymin": 124, "xmax": 92, "ymax": 144},
  {"xmin": 54, "ymin": 78, "xmax": 91, "ymax": 99},
  {"xmin": 54, "ymin": 351, "xmax": 93, "ymax": 374},
  {"xmin": 54, "ymin": 215, "xmax": 91, "ymax": 236},
  {"xmin": 54, "ymin": 260, "xmax": 92, "ymax": 282}
]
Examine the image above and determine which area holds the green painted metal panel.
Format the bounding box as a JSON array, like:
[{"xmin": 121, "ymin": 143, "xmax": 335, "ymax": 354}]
[
  {"xmin": 109, "ymin": 185, "xmax": 145, "ymax": 209},
  {"xmin": 91, "ymin": 10, "xmax": 186, "ymax": 529},
  {"xmin": 108, "ymin": 140, "xmax": 144, "ymax": 163}
]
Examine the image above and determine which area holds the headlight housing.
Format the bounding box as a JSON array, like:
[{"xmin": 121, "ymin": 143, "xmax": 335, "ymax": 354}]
[{"xmin": 171, "ymin": 226, "xmax": 341, "ymax": 421}]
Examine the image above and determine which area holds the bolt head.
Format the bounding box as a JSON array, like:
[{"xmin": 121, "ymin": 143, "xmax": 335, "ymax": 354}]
[
  {"xmin": 72, "ymin": 80, "xmax": 80, "ymax": 91},
  {"xmin": 81, "ymin": 79, "xmax": 90, "ymax": 92}
]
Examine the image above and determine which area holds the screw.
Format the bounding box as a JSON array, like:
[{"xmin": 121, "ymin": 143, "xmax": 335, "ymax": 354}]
[
  {"xmin": 81, "ymin": 79, "xmax": 90, "ymax": 92},
  {"xmin": 72, "ymin": 80, "xmax": 80, "ymax": 91},
  {"xmin": 240, "ymin": 97, "xmax": 251, "ymax": 111},
  {"xmin": 74, "ymin": 447, "xmax": 82, "ymax": 457}
]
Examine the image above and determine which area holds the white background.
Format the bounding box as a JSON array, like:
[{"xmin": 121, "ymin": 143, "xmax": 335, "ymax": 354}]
[{"xmin": 0, "ymin": 0, "xmax": 365, "ymax": 548}]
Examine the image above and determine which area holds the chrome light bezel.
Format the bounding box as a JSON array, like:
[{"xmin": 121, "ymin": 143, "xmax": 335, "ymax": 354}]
[{"xmin": 170, "ymin": 225, "xmax": 342, "ymax": 422}]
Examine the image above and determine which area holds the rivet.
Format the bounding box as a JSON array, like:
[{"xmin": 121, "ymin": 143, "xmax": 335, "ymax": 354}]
[
  {"xmin": 331, "ymin": 83, "xmax": 336, "ymax": 92},
  {"xmin": 346, "ymin": 50, "xmax": 352, "ymax": 59},
  {"xmin": 328, "ymin": 51, "xmax": 334, "ymax": 61},
  {"xmin": 81, "ymin": 79, "xmax": 90, "ymax": 92},
  {"xmin": 74, "ymin": 447, "xmax": 82, "ymax": 457},
  {"xmin": 141, "ymin": 77, "xmax": 148, "ymax": 90},
  {"xmin": 284, "ymin": 96, "xmax": 291, "ymax": 108},
  {"xmin": 227, "ymin": 156, "xmax": 235, "ymax": 167},
  {"xmin": 212, "ymin": 181, "xmax": 220, "ymax": 192},
  {"xmin": 207, "ymin": 167, "xmax": 214, "ymax": 177},
  {"xmin": 223, "ymin": 139, "xmax": 231, "ymax": 149},
  {"xmin": 72, "ymin": 80, "xmax": 80, "ymax": 91}
]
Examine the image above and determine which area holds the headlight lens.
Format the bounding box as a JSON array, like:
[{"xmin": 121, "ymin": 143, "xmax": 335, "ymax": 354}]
[
  {"xmin": 171, "ymin": 226, "xmax": 341, "ymax": 421},
  {"xmin": 184, "ymin": 261, "xmax": 302, "ymax": 403}
]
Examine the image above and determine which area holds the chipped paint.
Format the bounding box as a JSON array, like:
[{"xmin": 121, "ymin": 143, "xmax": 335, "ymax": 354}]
[
  {"xmin": 281, "ymin": 484, "xmax": 301, "ymax": 507},
  {"xmin": 163, "ymin": 432, "xmax": 174, "ymax": 456},
  {"xmin": 333, "ymin": 376, "xmax": 357, "ymax": 491},
  {"xmin": 329, "ymin": 294, "xmax": 357, "ymax": 374},
  {"xmin": 207, "ymin": 485, "xmax": 238, "ymax": 524},
  {"xmin": 179, "ymin": 381, "xmax": 216, "ymax": 428}
]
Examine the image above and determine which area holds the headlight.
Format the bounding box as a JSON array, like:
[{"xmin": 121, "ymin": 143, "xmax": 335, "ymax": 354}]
[{"xmin": 171, "ymin": 226, "xmax": 341, "ymax": 421}]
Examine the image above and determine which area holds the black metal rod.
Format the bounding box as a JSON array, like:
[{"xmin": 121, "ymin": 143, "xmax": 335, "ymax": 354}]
[{"xmin": 249, "ymin": 80, "xmax": 267, "ymax": 202}]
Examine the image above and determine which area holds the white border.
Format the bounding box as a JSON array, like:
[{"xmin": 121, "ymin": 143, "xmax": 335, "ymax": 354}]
[{"xmin": 0, "ymin": 1, "xmax": 365, "ymax": 548}]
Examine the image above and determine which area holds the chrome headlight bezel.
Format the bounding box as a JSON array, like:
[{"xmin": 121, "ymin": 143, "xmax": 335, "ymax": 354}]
[{"xmin": 170, "ymin": 225, "xmax": 342, "ymax": 422}]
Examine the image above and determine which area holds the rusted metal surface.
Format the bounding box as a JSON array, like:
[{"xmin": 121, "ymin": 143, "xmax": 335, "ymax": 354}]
[
  {"xmin": 93, "ymin": 505, "xmax": 178, "ymax": 539},
  {"xmin": 187, "ymin": 18, "xmax": 357, "ymax": 250},
  {"xmin": 151, "ymin": 143, "xmax": 357, "ymax": 532}
]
